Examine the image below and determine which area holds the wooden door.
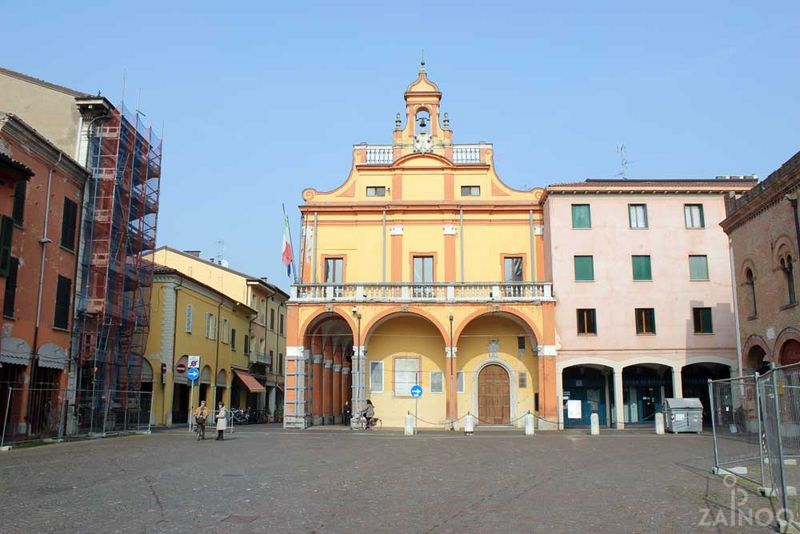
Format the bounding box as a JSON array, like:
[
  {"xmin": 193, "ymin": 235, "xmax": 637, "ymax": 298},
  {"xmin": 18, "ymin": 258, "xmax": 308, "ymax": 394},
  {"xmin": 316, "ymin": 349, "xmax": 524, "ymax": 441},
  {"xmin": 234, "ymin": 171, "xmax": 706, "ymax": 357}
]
[{"xmin": 478, "ymin": 365, "xmax": 510, "ymax": 424}]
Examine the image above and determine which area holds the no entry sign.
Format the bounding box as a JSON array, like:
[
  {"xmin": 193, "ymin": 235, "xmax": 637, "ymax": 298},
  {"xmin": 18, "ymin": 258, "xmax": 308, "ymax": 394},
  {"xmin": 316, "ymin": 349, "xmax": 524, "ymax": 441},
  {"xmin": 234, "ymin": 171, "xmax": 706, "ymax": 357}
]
[{"xmin": 176, "ymin": 363, "xmax": 186, "ymax": 374}]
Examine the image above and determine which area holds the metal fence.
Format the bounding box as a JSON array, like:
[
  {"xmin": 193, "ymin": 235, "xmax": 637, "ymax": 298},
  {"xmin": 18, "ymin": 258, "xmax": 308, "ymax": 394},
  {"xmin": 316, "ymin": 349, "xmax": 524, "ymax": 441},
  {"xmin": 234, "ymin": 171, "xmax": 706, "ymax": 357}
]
[
  {"xmin": 1, "ymin": 388, "xmax": 151, "ymax": 447},
  {"xmin": 710, "ymin": 363, "xmax": 800, "ymax": 526}
]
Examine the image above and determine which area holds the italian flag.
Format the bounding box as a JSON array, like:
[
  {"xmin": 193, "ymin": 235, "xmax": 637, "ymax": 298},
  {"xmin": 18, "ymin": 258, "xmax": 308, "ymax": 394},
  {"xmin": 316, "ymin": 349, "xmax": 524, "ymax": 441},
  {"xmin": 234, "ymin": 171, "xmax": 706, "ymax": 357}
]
[{"xmin": 281, "ymin": 217, "xmax": 293, "ymax": 276}]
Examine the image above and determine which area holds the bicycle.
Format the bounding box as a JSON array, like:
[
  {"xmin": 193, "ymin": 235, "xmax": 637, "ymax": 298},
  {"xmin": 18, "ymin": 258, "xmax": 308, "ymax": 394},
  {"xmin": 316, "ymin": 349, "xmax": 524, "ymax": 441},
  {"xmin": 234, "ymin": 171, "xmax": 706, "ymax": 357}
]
[
  {"xmin": 354, "ymin": 414, "xmax": 382, "ymax": 431},
  {"xmin": 195, "ymin": 416, "xmax": 207, "ymax": 440}
]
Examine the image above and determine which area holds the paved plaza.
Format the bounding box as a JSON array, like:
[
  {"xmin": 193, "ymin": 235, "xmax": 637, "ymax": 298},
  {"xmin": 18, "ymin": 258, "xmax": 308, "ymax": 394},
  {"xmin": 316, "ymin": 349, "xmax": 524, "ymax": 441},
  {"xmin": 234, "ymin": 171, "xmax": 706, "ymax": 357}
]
[{"xmin": 0, "ymin": 426, "xmax": 773, "ymax": 533}]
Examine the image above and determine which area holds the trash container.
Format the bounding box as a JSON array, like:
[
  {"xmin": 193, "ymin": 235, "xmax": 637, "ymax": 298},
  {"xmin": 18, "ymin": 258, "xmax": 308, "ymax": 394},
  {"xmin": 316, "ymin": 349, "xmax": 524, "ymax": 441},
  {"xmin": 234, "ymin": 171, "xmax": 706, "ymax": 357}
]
[{"xmin": 663, "ymin": 398, "xmax": 703, "ymax": 433}]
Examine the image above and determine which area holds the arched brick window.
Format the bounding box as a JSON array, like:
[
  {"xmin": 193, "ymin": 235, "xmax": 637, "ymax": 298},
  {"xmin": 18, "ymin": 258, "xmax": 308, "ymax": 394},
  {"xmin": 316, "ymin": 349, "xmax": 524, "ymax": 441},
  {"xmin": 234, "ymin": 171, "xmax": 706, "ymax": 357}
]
[
  {"xmin": 745, "ymin": 267, "xmax": 757, "ymax": 318},
  {"xmin": 780, "ymin": 254, "xmax": 796, "ymax": 306}
]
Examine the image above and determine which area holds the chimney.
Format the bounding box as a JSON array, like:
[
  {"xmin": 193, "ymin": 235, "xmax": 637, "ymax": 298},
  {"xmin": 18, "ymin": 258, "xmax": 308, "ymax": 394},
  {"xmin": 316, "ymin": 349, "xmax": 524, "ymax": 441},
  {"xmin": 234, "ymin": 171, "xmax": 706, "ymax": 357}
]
[{"xmin": 184, "ymin": 250, "xmax": 201, "ymax": 258}]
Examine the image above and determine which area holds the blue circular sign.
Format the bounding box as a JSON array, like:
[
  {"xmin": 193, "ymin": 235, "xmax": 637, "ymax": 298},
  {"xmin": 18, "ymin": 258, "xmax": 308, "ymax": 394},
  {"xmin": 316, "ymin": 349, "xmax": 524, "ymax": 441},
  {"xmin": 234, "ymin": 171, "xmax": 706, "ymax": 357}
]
[
  {"xmin": 187, "ymin": 367, "xmax": 200, "ymax": 381},
  {"xmin": 410, "ymin": 385, "xmax": 423, "ymax": 398}
]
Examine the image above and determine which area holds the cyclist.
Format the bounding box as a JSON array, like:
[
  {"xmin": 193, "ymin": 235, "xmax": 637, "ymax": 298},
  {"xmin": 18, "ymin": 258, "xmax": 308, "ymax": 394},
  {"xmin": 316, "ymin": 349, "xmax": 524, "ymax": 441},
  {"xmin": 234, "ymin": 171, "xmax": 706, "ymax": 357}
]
[
  {"xmin": 362, "ymin": 399, "xmax": 376, "ymax": 429},
  {"xmin": 194, "ymin": 400, "xmax": 209, "ymax": 439}
]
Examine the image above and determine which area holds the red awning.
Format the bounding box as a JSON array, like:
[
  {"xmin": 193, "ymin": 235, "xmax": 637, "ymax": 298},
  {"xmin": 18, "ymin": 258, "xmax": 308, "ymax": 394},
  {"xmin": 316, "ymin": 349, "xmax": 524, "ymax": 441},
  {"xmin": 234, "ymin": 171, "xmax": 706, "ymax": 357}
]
[
  {"xmin": 233, "ymin": 369, "xmax": 266, "ymax": 393},
  {"xmin": 277, "ymin": 383, "xmax": 284, "ymax": 392}
]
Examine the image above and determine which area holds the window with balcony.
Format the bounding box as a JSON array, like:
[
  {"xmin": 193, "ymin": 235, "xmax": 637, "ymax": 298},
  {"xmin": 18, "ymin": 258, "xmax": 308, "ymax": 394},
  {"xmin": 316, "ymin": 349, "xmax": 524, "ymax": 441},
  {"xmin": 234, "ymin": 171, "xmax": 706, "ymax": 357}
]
[
  {"xmin": 689, "ymin": 255, "xmax": 709, "ymax": 281},
  {"xmin": 325, "ymin": 257, "xmax": 344, "ymax": 297},
  {"xmin": 693, "ymin": 307, "xmax": 713, "ymax": 334},
  {"xmin": 461, "ymin": 185, "xmax": 480, "ymax": 196},
  {"xmin": 572, "ymin": 204, "xmax": 591, "ymax": 229},
  {"xmin": 632, "ymin": 255, "xmax": 652, "ymax": 281},
  {"xmin": 366, "ymin": 186, "xmax": 386, "ymax": 197},
  {"xmin": 684, "ymin": 204, "xmax": 705, "ymax": 229},
  {"xmin": 629, "ymin": 204, "xmax": 648, "ymax": 229},
  {"xmin": 574, "ymin": 255, "xmax": 594, "ymax": 281},
  {"xmin": 577, "ymin": 308, "xmax": 597, "ymax": 335},
  {"xmin": 635, "ymin": 308, "xmax": 656, "ymax": 335},
  {"xmin": 413, "ymin": 256, "xmax": 434, "ymax": 297}
]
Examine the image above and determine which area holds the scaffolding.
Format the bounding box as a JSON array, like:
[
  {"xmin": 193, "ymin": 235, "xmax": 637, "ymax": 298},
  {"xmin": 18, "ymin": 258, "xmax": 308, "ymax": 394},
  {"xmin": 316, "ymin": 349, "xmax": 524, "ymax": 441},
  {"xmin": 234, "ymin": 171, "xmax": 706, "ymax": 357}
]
[{"xmin": 71, "ymin": 103, "xmax": 161, "ymax": 431}]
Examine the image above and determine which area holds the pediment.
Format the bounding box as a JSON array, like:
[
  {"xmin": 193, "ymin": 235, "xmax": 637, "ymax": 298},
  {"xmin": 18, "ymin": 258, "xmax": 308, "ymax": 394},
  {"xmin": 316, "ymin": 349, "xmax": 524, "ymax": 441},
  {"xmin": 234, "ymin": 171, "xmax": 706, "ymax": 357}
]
[{"xmin": 392, "ymin": 152, "xmax": 453, "ymax": 169}]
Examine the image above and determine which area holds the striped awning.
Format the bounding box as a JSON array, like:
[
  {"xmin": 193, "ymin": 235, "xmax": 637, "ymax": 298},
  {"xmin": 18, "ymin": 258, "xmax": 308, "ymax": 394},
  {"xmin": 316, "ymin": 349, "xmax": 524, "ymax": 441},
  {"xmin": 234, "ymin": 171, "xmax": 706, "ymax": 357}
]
[
  {"xmin": 37, "ymin": 343, "xmax": 68, "ymax": 370},
  {"xmin": 0, "ymin": 337, "xmax": 31, "ymax": 366},
  {"xmin": 233, "ymin": 369, "xmax": 266, "ymax": 393}
]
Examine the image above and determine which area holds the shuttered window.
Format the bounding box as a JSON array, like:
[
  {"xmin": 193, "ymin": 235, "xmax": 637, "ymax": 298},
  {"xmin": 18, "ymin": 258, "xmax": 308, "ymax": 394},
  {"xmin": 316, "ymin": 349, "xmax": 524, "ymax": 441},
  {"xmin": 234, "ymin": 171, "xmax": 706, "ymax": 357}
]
[
  {"xmin": 689, "ymin": 255, "xmax": 709, "ymax": 280},
  {"xmin": 577, "ymin": 308, "xmax": 597, "ymax": 334},
  {"xmin": 185, "ymin": 304, "xmax": 193, "ymax": 333},
  {"xmin": 574, "ymin": 255, "xmax": 594, "ymax": 281},
  {"xmin": 0, "ymin": 216, "xmax": 13, "ymax": 277},
  {"xmin": 693, "ymin": 307, "xmax": 713, "ymax": 334},
  {"xmin": 632, "ymin": 255, "xmax": 652, "ymax": 281},
  {"xmin": 430, "ymin": 371, "xmax": 443, "ymax": 393},
  {"xmin": 394, "ymin": 357, "xmax": 419, "ymax": 396},
  {"xmin": 635, "ymin": 308, "xmax": 656, "ymax": 335},
  {"xmin": 12, "ymin": 180, "xmax": 26, "ymax": 226},
  {"xmin": 244, "ymin": 335, "xmax": 250, "ymax": 355},
  {"xmin": 231, "ymin": 328, "xmax": 237, "ymax": 350},
  {"xmin": 571, "ymin": 204, "xmax": 591, "ymax": 229},
  {"xmin": 54, "ymin": 275, "xmax": 71, "ymax": 329},
  {"xmin": 3, "ymin": 257, "xmax": 19, "ymax": 318},
  {"xmin": 369, "ymin": 361, "xmax": 384, "ymax": 393},
  {"xmin": 60, "ymin": 198, "xmax": 78, "ymax": 251}
]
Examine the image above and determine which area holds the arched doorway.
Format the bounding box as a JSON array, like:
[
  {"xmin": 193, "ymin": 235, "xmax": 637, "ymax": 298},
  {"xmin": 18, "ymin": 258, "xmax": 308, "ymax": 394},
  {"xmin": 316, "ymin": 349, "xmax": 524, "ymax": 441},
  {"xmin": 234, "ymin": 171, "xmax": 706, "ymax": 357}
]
[
  {"xmin": 781, "ymin": 340, "xmax": 800, "ymax": 366},
  {"xmin": 562, "ymin": 365, "xmax": 614, "ymax": 427},
  {"xmin": 478, "ymin": 364, "xmax": 510, "ymax": 424},
  {"xmin": 622, "ymin": 364, "xmax": 673, "ymax": 425},
  {"xmin": 746, "ymin": 345, "xmax": 769, "ymax": 374},
  {"xmin": 681, "ymin": 363, "xmax": 731, "ymax": 425}
]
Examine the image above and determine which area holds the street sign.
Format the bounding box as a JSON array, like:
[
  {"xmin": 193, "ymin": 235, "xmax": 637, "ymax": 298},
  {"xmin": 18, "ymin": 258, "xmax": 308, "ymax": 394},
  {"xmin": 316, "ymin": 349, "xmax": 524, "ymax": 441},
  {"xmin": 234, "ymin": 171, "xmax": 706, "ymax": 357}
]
[
  {"xmin": 187, "ymin": 367, "xmax": 200, "ymax": 381},
  {"xmin": 410, "ymin": 385, "xmax": 423, "ymax": 398},
  {"xmin": 176, "ymin": 363, "xmax": 186, "ymax": 374},
  {"xmin": 188, "ymin": 355, "xmax": 200, "ymax": 369}
]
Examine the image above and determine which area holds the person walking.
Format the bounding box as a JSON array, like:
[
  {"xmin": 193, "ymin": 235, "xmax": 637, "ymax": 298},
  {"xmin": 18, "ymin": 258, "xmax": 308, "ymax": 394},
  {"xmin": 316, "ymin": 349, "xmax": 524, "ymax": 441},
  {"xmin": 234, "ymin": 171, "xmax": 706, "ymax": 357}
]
[
  {"xmin": 194, "ymin": 400, "xmax": 209, "ymax": 440},
  {"xmin": 216, "ymin": 401, "xmax": 227, "ymax": 440}
]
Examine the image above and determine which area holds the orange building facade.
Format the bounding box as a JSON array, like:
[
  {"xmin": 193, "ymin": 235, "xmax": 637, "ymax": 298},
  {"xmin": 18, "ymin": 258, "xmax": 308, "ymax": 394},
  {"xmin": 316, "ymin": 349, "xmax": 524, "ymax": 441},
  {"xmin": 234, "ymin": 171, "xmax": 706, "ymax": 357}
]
[{"xmin": 284, "ymin": 66, "xmax": 558, "ymax": 429}]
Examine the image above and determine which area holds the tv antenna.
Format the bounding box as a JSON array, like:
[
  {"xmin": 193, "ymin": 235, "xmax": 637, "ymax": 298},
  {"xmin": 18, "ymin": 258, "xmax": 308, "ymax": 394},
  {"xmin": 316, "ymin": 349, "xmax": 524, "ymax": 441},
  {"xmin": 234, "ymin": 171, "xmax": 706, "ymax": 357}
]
[{"xmin": 616, "ymin": 144, "xmax": 630, "ymax": 179}]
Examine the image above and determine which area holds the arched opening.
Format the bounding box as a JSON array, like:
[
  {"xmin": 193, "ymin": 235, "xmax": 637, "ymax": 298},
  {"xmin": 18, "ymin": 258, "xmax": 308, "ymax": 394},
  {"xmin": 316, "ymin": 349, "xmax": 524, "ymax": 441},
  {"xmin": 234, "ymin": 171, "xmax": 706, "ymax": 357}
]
[
  {"xmin": 780, "ymin": 340, "xmax": 800, "ymax": 366},
  {"xmin": 746, "ymin": 345, "xmax": 768, "ymax": 374},
  {"xmin": 562, "ymin": 364, "xmax": 614, "ymax": 428},
  {"xmin": 457, "ymin": 312, "xmax": 538, "ymax": 425},
  {"xmin": 365, "ymin": 313, "xmax": 446, "ymax": 428},
  {"xmin": 215, "ymin": 369, "xmax": 227, "ymax": 411},
  {"xmin": 781, "ymin": 254, "xmax": 796, "ymax": 306},
  {"xmin": 415, "ymin": 108, "xmax": 431, "ymax": 136},
  {"xmin": 199, "ymin": 365, "xmax": 212, "ymax": 404},
  {"xmin": 622, "ymin": 364, "xmax": 673, "ymax": 425},
  {"xmin": 681, "ymin": 362, "xmax": 731, "ymax": 425},
  {"xmin": 140, "ymin": 359, "xmax": 154, "ymax": 425},
  {"xmin": 478, "ymin": 364, "xmax": 510, "ymax": 424},
  {"xmin": 172, "ymin": 355, "xmax": 190, "ymax": 424},
  {"xmin": 745, "ymin": 267, "xmax": 757, "ymax": 318}
]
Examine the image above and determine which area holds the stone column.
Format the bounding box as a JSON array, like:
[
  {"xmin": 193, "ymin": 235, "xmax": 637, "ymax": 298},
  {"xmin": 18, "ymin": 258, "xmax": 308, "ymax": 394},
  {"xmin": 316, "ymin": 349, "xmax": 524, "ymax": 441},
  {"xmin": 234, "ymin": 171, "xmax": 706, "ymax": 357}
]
[
  {"xmin": 342, "ymin": 365, "xmax": 351, "ymax": 423},
  {"xmin": 613, "ymin": 368, "xmax": 625, "ymax": 430},
  {"xmin": 323, "ymin": 344, "xmax": 333, "ymax": 425},
  {"xmin": 446, "ymin": 347, "xmax": 458, "ymax": 423},
  {"xmin": 672, "ymin": 366, "xmax": 683, "ymax": 399},
  {"xmin": 537, "ymin": 345, "xmax": 559, "ymax": 430},
  {"xmin": 350, "ymin": 345, "xmax": 367, "ymax": 429},
  {"xmin": 333, "ymin": 345, "xmax": 343, "ymax": 424},
  {"xmin": 311, "ymin": 354, "xmax": 323, "ymax": 426}
]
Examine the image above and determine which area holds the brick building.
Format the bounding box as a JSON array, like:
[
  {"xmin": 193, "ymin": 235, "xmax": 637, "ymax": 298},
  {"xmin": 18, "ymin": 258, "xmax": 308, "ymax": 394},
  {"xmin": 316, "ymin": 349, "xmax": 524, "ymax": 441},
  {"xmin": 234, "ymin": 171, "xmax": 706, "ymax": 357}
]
[{"xmin": 721, "ymin": 150, "xmax": 800, "ymax": 371}]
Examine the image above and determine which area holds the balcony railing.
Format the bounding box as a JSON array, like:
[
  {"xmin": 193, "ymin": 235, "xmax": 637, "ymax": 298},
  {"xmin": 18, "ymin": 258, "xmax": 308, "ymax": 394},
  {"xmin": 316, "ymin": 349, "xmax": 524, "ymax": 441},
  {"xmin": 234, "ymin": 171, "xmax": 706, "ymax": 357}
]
[
  {"xmin": 291, "ymin": 282, "xmax": 554, "ymax": 303},
  {"xmin": 359, "ymin": 143, "xmax": 491, "ymax": 165},
  {"xmin": 252, "ymin": 351, "xmax": 272, "ymax": 365},
  {"xmin": 365, "ymin": 145, "xmax": 393, "ymax": 165}
]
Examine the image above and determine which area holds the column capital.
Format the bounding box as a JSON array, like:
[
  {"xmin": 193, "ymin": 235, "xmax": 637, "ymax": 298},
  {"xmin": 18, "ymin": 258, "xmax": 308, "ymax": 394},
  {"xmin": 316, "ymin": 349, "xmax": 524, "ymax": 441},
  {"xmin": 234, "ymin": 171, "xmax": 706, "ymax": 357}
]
[
  {"xmin": 324, "ymin": 359, "xmax": 333, "ymax": 368},
  {"xmin": 537, "ymin": 344, "xmax": 558, "ymax": 357},
  {"xmin": 341, "ymin": 367, "xmax": 351, "ymax": 375},
  {"xmin": 333, "ymin": 364, "xmax": 342, "ymax": 372},
  {"xmin": 353, "ymin": 345, "xmax": 367, "ymax": 358},
  {"xmin": 312, "ymin": 355, "xmax": 323, "ymax": 365},
  {"xmin": 446, "ymin": 347, "xmax": 457, "ymax": 358}
]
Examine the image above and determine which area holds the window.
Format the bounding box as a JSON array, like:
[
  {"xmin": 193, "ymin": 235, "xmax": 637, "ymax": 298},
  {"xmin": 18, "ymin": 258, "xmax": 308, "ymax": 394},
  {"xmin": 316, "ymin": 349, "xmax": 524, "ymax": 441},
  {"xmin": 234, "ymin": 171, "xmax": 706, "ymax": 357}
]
[
  {"xmin": 430, "ymin": 371, "xmax": 443, "ymax": 393},
  {"xmin": 632, "ymin": 255, "xmax": 652, "ymax": 281},
  {"xmin": 456, "ymin": 371, "xmax": 465, "ymax": 393},
  {"xmin": 519, "ymin": 372, "xmax": 528, "ymax": 389},
  {"xmin": 413, "ymin": 255, "xmax": 434, "ymax": 297},
  {"xmin": 269, "ymin": 350, "xmax": 274, "ymax": 367},
  {"xmin": 54, "ymin": 275, "xmax": 71, "ymax": 329},
  {"xmin": 635, "ymin": 308, "xmax": 656, "ymax": 335},
  {"xmin": 517, "ymin": 336, "xmax": 526, "ymax": 350},
  {"xmin": 270, "ymin": 309, "xmax": 275, "ymax": 331},
  {"xmin": 244, "ymin": 335, "xmax": 250, "ymax": 355},
  {"xmin": 324, "ymin": 258, "xmax": 343, "ymax": 284},
  {"xmin": 3, "ymin": 257, "xmax": 18, "ymax": 318},
  {"xmin": 689, "ymin": 255, "xmax": 709, "ymax": 281},
  {"xmin": 629, "ymin": 204, "xmax": 648, "ymax": 229},
  {"xmin": 221, "ymin": 318, "xmax": 229, "ymax": 343},
  {"xmin": 279, "ymin": 313, "xmax": 284, "ymax": 335},
  {"xmin": 684, "ymin": 204, "xmax": 705, "ymax": 229},
  {"xmin": 394, "ymin": 357, "xmax": 419, "ymax": 396},
  {"xmin": 185, "ymin": 304, "xmax": 193, "ymax": 333},
  {"xmin": 231, "ymin": 328, "xmax": 237, "ymax": 350},
  {"xmin": 504, "ymin": 257, "xmax": 523, "ymax": 282},
  {"xmin": 278, "ymin": 353, "xmax": 283, "ymax": 373},
  {"xmin": 574, "ymin": 255, "xmax": 594, "ymax": 281},
  {"xmin": 0, "ymin": 216, "xmax": 13, "ymax": 277},
  {"xmin": 781, "ymin": 255, "xmax": 796, "ymax": 305},
  {"xmin": 461, "ymin": 185, "xmax": 480, "ymax": 196},
  {"xmin": 366, "ymin": 186, "xmax": 386, "ymax": 197},
  {"xmin": 12, "ymin": 180, "xmax": 26, "ymax": 226},
  {"xmin": 60, "ymin": 198, "xmax": 78, "ymax": 251},
  {"xmin": 693, "ymin": 307, "xmax": 713, "ymax": 334},
  {"xmin": 205, "ymin": 313, "xmax": 217, "ymax": 340},
  {"xmin": 571, "ymin": 204, "xmax": 591, "ymax": 229},
  {"xmin": 369, "ymin": 361, "xmax": 384, "ymax": 393},
  {"xmin": 577, "ymin": 308, "xmax": 597, "ymax": 335},
  {"xmin": 745, "ymin": 268, "xmax": 757, "ymax": 318}
]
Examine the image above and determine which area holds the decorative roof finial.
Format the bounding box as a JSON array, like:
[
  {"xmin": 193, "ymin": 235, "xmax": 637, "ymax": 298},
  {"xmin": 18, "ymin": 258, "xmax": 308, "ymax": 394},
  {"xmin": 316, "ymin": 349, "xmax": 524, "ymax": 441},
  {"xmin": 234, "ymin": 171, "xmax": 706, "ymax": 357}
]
[
  {"xmin": 395, "ymin": 113, "xmax": 402, "ymax": 130},
  {"xmin": 420, "ymin": 49, "xmax": 426, "ymax": 73},
  {"xmin": 443, "ymin": 112, "xmax": 450, "ymax": 129}
]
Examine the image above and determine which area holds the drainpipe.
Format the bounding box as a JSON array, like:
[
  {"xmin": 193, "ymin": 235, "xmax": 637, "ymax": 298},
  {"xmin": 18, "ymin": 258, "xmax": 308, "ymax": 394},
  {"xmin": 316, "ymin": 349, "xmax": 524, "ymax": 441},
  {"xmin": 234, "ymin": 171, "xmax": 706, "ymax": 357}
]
[
  {"xmin": 529, "ymin": 210, "xmax": 536, "ymax": 282},
  {"xmin": 214, "ymin": 300, "xmax": 222, "ymax": 406},
  {"xmin": 459, "ymin": 209, "xmax": 464, "ymax": 283},
  {"xmin": 312, "ymin": 212, "xmax": 318, "ymax": 283},
  {"xmin": 382, "ymin": 209, "xmax": 387, "ymax": 283}
]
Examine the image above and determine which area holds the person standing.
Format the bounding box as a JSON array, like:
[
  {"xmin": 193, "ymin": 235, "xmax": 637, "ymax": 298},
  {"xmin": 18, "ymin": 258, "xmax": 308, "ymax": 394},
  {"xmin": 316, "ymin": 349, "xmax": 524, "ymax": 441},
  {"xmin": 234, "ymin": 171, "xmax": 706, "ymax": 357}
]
[
  {"xmin": 194, "ymin": 400, "xmax": 209, "ymax": 439},
  {"xmin": 216, "ymin": 401, "xmax": 227, "ymax": 440}
]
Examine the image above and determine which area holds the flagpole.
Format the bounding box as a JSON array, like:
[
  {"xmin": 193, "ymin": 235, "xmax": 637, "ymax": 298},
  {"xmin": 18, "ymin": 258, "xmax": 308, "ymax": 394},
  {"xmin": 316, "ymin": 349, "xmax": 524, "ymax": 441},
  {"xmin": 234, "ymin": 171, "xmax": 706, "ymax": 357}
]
[{"xmin": 283, "ymin": 203, "xmax": 299, "ymax": 284}]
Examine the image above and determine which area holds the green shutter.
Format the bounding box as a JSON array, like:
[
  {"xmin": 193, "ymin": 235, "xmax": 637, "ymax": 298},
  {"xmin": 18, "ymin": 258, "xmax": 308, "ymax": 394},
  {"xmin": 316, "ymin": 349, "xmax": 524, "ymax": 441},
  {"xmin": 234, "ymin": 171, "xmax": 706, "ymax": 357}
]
[
  {"xmin": 0, "ymin": 216, "xmax": 13, "ymax": 277},
  {"xmin": 632, "ymin": 256, "xmax": 652, "ymax": 281},
  {"xmin": 571, "ymin": 204, "xmax": 591, "ymax": 229},
  {"xmin": 574, "ymin": 256, "xmax": 594, "ymax": 281},
  {"xmin": 689, "ymin": 256, "xmax": 709, "ymax": 280}
]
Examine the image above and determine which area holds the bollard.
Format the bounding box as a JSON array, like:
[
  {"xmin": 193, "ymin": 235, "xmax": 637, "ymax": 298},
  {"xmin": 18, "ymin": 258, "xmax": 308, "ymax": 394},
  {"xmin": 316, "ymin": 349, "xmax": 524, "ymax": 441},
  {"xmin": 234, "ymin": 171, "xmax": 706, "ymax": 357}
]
[
  {"xmin": 404, "ymin": 413, "xmax": 415, "ymax": 436},
  {"xmin": 464, "ymin": 413, "xmax": 475, "ymax": 435},
  {"xmin": 524, "ymin": 412, "xmax": 535, "ymax": 436},
  {"xmin": 655, "ymin": 413, "xmax": 665, "ymax": 435},
  {"xmin": 590, "ymin": 413, "xmax": 599, "ymax": 435}
]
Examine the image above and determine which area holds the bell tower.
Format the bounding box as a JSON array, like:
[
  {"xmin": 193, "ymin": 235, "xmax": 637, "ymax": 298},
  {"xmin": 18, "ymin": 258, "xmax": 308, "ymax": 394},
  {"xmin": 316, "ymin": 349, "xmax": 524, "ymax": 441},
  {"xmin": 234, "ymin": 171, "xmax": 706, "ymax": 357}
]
[{"xmin": 393, "ymin": 62, "xmax": 453, "ymax": 158}]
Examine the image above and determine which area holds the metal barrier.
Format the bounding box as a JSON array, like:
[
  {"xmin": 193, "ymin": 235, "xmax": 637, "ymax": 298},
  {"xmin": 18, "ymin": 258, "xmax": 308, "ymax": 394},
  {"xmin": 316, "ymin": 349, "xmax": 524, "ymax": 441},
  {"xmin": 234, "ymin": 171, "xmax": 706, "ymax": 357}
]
[
  {"xmin": 1, "ymin": 387, "xmax": 152, "ymax": 448},
  {"xmin": 710, "ymin": 363, "xmax": 800, "ymax": 526}
]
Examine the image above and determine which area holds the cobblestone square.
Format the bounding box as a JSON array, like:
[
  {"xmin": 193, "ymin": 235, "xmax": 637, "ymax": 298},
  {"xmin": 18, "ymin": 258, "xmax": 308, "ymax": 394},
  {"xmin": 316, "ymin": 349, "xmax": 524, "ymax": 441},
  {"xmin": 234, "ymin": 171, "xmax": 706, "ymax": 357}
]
[{"xmin": 0, "ymin": 426, "xmax": 772, "ymax": 533}]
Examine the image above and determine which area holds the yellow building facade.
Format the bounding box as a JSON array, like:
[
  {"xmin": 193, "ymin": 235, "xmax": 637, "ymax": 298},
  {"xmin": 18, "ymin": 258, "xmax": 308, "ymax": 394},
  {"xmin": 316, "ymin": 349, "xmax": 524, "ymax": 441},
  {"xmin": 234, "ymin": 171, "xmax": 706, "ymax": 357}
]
[
  {"xmin": 146, "ymin": 247, "xmax": 289, "ymax": 418},
  {"xmin": 284, "ymin": 65, "xmax": 558, "ymax": 429},
  {"xmin": 145, "ymin": 267, "xmax": 256, "ymax": 426}
]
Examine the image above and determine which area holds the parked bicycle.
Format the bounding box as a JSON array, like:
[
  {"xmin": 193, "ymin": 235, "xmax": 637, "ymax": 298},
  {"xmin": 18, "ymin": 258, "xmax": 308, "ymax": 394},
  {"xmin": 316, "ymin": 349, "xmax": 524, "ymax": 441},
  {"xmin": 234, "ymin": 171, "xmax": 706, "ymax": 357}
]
[{"xmin": 353, "ymin": 414, "xmax": 382, "ymax": 431}]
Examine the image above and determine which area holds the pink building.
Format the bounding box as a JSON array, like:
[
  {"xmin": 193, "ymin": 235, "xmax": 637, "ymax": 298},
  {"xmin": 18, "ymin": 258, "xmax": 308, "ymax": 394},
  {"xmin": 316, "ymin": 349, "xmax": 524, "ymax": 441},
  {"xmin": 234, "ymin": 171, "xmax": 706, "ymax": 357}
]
[{"xmin": 543, "ymin": 178, "xmax": 755, "ymax": 429}]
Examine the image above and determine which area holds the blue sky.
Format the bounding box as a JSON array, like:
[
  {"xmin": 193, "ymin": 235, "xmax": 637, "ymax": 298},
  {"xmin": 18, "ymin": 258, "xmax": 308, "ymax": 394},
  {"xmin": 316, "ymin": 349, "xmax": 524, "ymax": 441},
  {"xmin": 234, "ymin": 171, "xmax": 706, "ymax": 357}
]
[{"xmin": 4, "ymin": 1, "xmax": 799, "ymax": 290}]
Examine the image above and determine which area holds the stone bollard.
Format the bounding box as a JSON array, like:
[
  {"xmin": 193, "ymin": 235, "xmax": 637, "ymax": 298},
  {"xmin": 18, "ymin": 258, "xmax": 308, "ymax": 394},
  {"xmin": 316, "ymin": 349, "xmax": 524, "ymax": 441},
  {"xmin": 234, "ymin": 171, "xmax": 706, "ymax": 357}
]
[
  {"xmin": 404, "ymin": 413, "xmax": 415, "ymax": 436},
  {"xmin": 590, "ymin": 413, "xmax": 600, "ymax": 435},
  {"xmin": 464, "ymin": 413, "xmax": 475, "ymax": 435},
  {"xmin": 524, "ymin": 412, "xmax": 535, "ymax": 436},
  {"xmin": 655, "ymin": 413, "xmax": 665, "ymax": 435}
]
